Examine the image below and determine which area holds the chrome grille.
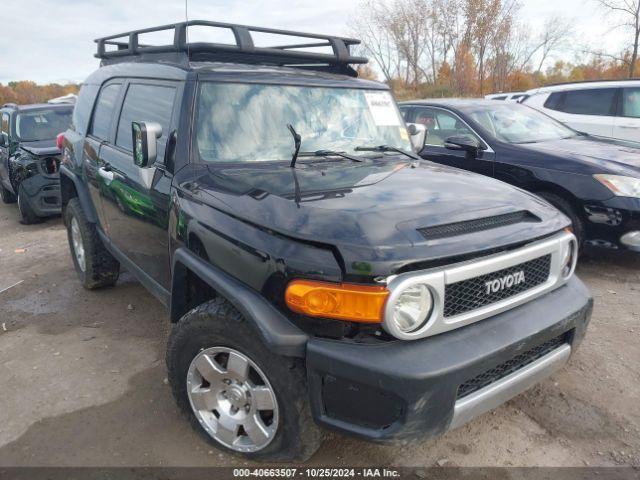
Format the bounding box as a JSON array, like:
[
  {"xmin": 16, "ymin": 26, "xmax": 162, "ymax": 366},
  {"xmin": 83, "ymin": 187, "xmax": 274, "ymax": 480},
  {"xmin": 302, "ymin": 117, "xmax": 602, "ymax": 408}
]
[{"xmin": 444, "ymin": 254, "xmax": 552, "ymax": 318}]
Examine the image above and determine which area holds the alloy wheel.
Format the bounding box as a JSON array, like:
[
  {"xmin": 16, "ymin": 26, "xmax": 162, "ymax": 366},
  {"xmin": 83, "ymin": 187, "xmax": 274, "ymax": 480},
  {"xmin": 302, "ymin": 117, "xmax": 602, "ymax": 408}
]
[
  {"xmin": 70, "ymin": 217, "xmax": 86, "ymax": 272},
  {"xmin": 186, "ymin": 346, "xmax": 279, "ymax": 453}
]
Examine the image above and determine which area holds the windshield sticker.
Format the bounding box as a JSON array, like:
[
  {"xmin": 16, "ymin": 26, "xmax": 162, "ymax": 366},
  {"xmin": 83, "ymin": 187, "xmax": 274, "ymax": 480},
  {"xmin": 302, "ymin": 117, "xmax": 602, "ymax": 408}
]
[
  {"xmin": 364, "ymin": 92, "xmax": 401, "ymax": 127},
  {"xmin": 399, "ymin": 127, "xmax": 409, "ymax": 140}
]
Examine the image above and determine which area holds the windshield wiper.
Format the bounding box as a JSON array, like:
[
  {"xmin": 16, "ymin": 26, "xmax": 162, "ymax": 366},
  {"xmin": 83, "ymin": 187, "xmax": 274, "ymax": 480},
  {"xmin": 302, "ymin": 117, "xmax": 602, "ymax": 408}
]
[
  {"xmin": 287, "ymin": 124, "xmax": 302, "ymax": 168},
  {"xmin": 299, "ymin": 150, "xmax": 364, "ymax": 163},
  {"xmin": 355, "ymin": 144, "xmax": 419, "ymax": 160}
]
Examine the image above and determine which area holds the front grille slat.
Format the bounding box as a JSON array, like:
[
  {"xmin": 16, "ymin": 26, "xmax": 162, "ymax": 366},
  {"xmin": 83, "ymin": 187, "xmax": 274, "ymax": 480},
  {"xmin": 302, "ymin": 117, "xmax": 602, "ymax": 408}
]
[
  {"xmin": 456, "ymin": 333, "xmax": 568, "ymax": 399},
  {"xmin": 444, "ymin": 254, "xmax": 552, "ymax": 318},
  {"xmin": 418, "ymin": 211, "xmax": 540, "ymax": 241}
]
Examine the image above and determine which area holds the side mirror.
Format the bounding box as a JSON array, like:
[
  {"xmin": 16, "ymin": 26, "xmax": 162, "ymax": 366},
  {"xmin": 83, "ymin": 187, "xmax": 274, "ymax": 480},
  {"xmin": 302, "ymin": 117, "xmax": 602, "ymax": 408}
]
[
  {"xmin": 132, "ymin": 121, "xmax": 162, "ymax": 168},
  {"xmin": 407, "ymin": 123, "xmax": 427, "ymax": 153},
  {"xmin": 444, "ymin": 135, "xmax": 481, "ymax": 154}
]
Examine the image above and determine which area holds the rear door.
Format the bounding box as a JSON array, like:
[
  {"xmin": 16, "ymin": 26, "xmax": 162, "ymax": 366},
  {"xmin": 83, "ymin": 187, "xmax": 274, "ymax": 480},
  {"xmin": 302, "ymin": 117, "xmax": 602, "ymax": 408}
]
[
  {"xmin": 83, "ymin": 81, "xmax": 123, "ymax": 229},
  {"xmin": 99, "ymin": 80, "xmax": 180, "ymax": 289},
  {"xmin": 612, "ymin": 87, "xmax": 640, "ymax": 142},
  {"xmin": 413, "ymin": 106, "xmax": 495, "ymax": 177}
]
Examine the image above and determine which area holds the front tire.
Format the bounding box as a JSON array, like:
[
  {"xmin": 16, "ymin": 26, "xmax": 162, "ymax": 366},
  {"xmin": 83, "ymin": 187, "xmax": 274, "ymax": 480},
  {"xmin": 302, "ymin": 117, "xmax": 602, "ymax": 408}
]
[
  {"xmin": 17, "ymin": 184, "xmax": 42, "ymax": 225},
  {"xmin": 166, "ymin": 297, "xmax": 322, "ymax": 461},
  {"xmin": 64, "ymin": 198, "xmax": 120, "ymax": 289},
  {"xmin": 538, "ymin": 192, "xmax": 585, "ymax": 248}
]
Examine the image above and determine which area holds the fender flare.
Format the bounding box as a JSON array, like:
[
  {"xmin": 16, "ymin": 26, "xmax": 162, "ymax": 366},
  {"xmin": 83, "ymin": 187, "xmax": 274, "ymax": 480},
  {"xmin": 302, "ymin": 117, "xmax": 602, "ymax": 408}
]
[
  {"xmin": 171, "ymin": 247, "xmax": 308, "ymax": 358},
  {"xmin": 59, "ymin": 164, "xmax": 98, "ymax": 223}
]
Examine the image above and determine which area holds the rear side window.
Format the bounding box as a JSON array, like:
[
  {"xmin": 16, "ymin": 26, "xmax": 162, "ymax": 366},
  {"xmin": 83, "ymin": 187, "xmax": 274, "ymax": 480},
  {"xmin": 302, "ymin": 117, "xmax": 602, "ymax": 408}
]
[
  {"xmin": 1, "ymin": 113, "xmax": 9, "ymax": 136},
  {"xmin": 115, "ymin": 83, "xmax": 176, "ymax": 160},
  {"xmin": 621, "ymin": 88, "xmax": 640, "ymax": 118},
  {"xmin": 543, "ymin": 92, "xmax": 564, "ymax": 111},
  {"xmin": 73, "ymin": 84, "xmax": 99, "ymax": 136},
  {"xmin": 90, "ymin": 83, "xmax": 121, "ymax": 140},
  {"xmin": 560, "ymin": 88, "xmax": 616, "ymax": 116}
]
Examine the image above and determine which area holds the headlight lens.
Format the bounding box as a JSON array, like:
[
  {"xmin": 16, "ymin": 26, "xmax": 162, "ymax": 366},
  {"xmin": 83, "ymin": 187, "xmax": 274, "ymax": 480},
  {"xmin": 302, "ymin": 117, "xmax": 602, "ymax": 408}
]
[
  {"xmin": 594, "ymin": 174, "xmax": 640, "ymax": 198},
  {"xmin": 391, "ymin": 284, "xmax": 433, "ymax": 333}
]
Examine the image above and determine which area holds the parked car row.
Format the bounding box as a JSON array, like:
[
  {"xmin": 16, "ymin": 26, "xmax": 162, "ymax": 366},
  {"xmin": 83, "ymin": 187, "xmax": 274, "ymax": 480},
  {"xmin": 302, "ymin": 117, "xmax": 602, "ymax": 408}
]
[{"xmin": 7, "ymin": 20, "xmax": 637, "ymax": 463}]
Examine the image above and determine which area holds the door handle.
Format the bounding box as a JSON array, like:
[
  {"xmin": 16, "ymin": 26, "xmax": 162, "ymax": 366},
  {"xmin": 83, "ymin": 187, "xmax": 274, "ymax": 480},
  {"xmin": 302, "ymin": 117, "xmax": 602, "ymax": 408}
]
[
  {"xmin": 619, "ymin": 125, "xmax": 639, "ymax": 129},
  {"xmin": 98, "ymin": 167, "xmax": 115, "ymax": 183}
]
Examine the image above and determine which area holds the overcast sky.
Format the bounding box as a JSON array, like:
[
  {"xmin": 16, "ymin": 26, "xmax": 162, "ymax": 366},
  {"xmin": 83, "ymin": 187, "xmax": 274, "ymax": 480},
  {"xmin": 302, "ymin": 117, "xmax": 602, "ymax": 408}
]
[{"xmin": 0, "ymin": 0, "xmax": 628, "ymax": 85}]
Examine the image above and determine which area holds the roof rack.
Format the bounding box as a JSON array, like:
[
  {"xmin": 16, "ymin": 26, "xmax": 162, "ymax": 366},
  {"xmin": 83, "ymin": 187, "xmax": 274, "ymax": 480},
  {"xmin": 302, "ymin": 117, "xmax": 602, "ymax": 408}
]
[{"xmin": 95, "ymin": 20, "xmax": 368, "ymax": 77}]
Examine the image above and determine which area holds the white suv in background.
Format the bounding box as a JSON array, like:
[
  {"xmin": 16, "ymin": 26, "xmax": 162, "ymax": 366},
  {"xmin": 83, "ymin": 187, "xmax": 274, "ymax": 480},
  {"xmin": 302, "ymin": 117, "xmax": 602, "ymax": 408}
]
[{"xmin": 521, "ymin": 80, "xmax": 640, "ymax": 142}]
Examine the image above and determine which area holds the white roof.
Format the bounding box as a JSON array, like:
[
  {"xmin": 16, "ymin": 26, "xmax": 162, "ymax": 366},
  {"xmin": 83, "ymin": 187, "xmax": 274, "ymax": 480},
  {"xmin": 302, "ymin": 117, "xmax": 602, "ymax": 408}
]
[{"xmin": 525, "ymin": 80, "xmax": 640, "ymax": 95}]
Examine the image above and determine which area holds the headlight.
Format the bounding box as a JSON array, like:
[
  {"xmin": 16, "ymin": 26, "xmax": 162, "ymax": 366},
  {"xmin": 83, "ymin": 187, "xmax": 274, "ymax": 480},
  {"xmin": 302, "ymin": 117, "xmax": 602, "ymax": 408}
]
[
  {"xmin": 390, "ymin": 284, "xmax": 434, "ymax": 333},
  {"xmin": 594, "ymin": 174, "xmax": 640, "ymax": 198}
]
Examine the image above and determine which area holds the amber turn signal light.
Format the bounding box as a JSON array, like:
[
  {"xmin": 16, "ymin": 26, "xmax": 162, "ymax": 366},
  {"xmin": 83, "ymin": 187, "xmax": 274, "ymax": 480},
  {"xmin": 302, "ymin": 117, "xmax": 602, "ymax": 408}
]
[{"xmin": 285, "ymin": 280, "xmax": 389, "ymax": 323}]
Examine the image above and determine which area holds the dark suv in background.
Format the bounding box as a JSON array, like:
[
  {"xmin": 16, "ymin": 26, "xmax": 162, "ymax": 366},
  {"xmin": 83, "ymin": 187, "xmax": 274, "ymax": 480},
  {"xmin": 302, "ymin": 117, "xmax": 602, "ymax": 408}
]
[
  {"xmin": 0, "ymin": 102, "xmax": 72, "ymax": 223},
  {"xmin": 59, "ymin": 21, "xmax": 592, "ymax": 461}
]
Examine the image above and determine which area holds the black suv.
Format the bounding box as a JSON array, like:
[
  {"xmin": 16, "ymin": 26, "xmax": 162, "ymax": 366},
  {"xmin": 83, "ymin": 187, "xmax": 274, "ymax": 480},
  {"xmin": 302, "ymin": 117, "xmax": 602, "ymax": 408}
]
[
  {"xmin": 1, "ymin": 103, "xmax": 72, "ymax": 223},
  {"xmin": 60, "ymin": 21, "xmax": 592, "ymax": 461}
]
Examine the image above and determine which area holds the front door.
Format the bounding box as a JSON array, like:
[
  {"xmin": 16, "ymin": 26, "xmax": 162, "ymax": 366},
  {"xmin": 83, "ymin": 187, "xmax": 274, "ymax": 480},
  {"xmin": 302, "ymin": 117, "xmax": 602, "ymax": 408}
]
[
  {"xmin": 99, "ymin": 80, "xmax": 180, "ymax": 290},
  {"xmin": 412, "ymin": 106, "xmax": 494, "ymax": 177}
]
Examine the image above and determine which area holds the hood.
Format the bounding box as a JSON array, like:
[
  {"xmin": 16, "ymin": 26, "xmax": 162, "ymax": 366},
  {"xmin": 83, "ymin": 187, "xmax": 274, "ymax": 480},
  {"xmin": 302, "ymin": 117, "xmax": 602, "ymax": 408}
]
[
  {"xmin": 193, "ymin": 158, "xmax": 568, "ymax": 275},
  {"xmin": 19, "ymin": 139, "xmax": 60, "ymax": 157},
  {"xmin": 517, "ymin": 136, "xmax": 640, "ymax": 176}
]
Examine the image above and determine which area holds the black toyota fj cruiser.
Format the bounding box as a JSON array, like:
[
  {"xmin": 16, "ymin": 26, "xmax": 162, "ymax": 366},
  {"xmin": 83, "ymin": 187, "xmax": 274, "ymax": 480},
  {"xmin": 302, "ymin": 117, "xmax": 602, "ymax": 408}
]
[
  {"xmin": 60, "ymin": 21, "xmax": 592, "ymax": 461},
  {"xmin": 1, "ymin": 103, "xmax": 72, "ymax": 223}
]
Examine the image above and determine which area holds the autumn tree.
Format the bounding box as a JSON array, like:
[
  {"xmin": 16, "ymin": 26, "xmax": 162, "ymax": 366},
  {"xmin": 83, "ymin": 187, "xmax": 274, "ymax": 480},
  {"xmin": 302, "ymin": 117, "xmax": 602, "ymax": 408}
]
[{"xmin": 596, "ymin": 0, "xmax": 640, "ymax": 77}]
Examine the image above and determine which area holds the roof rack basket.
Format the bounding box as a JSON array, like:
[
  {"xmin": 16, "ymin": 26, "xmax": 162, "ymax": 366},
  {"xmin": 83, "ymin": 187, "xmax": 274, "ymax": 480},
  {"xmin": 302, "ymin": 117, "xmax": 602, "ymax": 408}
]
[{"xmin": 95, "ymin": 20, "xmax": 368, "ymax": 76}]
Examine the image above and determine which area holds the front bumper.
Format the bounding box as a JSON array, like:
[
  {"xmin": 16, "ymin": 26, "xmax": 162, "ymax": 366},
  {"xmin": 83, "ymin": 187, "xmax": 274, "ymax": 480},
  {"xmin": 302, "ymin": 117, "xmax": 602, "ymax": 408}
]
[
  {"xmin": 584, "ymin": 196, "xmax": 640, "ymax": 252},
  {"xmin": 306, "ymin": 276, "xmax": 592, "ymax": 442},
  {"xmin": 20, "ymin": 174, "xmax": 61, "ymax": 217}
]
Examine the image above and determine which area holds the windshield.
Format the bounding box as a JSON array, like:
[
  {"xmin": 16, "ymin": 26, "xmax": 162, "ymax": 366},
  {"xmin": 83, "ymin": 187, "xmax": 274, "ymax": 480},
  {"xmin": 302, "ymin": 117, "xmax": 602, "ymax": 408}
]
[
  {"xmin": 463, "ymin": 104, "xmax": 577, "ymax": 144},
  {"xmin": 14, "ymin": 108, "xmax": 72, "ymax": 142},
  {"xmin": 196, "ymin": 83, "xmax": 411, "ymax": 163}
]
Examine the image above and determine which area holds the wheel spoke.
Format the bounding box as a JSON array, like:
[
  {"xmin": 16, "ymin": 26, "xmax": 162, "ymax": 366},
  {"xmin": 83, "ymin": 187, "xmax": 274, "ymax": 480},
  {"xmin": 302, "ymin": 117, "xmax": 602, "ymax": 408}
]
[
  {"xmin": 190, "ymin": 387, "xmax": 217, "ymax": 411},
  {"xmin": 216, "ymin": 413, "xmax": 240, "ymax": 445},
  {"xmin": 251, "ymin": 386, "xmax": 275, "ymax": 411},
  {"xmin": 243, "ymin": 414, "xmax": 270, "ymax": 446},
  {"xmin": 226, "ymin": 352, "xmax": 249, "ymax": 381},
  {"xmin": 194, "ymin": 354, "xmax": 224, "ymax": 384}
]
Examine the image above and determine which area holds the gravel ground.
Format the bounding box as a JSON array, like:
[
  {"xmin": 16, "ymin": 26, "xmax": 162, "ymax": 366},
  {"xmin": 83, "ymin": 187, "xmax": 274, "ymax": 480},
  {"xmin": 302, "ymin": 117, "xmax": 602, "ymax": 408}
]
[{"xmin": 0, "ymin": 204, "xmax": 638, "ymax": 468}]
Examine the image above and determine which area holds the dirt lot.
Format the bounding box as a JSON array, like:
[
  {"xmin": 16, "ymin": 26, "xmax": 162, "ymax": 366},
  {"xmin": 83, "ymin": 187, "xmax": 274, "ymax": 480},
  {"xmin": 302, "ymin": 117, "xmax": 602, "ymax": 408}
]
[{"xmin": 0, "ymin": 203, "xmax": 639, "ymax": 468}]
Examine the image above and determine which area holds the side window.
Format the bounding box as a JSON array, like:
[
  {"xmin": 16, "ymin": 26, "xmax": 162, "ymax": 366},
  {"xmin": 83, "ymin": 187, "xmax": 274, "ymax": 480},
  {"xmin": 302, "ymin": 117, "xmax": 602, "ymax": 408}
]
[
  {"xmin": 90, "ymin": 83, "xmax": 122, "ymax": 140},
  {"xmin": 560, "ymin": 88, "xmax": 616, "ymax": 116},
  {"xmin": 414, "ymin": 108, "xmax": 477, "ymax": 147},
  {"xmin": 621, "ymin": 88, "xmax": 640, "ymax": 118},
  {"xmin": 115, "ymin": 83, "xmax": 176, "ymax": 162}
]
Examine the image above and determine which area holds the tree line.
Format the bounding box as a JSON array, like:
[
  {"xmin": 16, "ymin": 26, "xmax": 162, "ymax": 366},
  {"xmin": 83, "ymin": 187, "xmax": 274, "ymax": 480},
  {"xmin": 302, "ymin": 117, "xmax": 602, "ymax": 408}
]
[
  {"xmin": 0, "ymin": 81, "xmax": 79, "ymax": 106},
  {"xmin": 352, "ymin": 0, "xmax": 640, "ymax": 99}
]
